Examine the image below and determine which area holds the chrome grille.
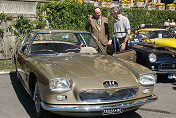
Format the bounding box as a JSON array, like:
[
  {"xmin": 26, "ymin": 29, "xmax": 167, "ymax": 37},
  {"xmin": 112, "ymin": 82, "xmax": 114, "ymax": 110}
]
[
  {"xmin": 158, "ymin": 63, "xmax": 176, "ymax": 71},
  {"xmin": 79, "ymin": 88, "xmax": 138, "ymax": 102}
]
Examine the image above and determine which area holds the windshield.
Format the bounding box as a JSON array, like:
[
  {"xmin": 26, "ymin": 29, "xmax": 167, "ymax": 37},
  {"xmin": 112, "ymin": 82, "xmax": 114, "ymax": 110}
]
[
  {"xmin": 148, "ymin": 30, "xmax": 172, "ymax": 39},
  {"xmin": 29, "ymin": 32, "xmax": 101, "ymax": 55}
]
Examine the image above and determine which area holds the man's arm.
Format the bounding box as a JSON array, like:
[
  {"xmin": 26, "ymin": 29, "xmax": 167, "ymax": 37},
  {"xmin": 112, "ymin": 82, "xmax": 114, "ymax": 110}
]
[
  {"xmin": 124, "ymin": 29, "xmax": 130, "ymax": 43},
  {"xmin": 85, "ymin": 21, "xmax": 91, "ymax": 31},
  {"xmin": 120, "ymin": 29, "xmax": 130, "ymax": 51},
  {"xmin": 104, "ymin": 21, "xmax": 109, "ymax": 40},
  {"xmin": 85, "ymin": 15, "xmax": 92, "ymax": 31}
]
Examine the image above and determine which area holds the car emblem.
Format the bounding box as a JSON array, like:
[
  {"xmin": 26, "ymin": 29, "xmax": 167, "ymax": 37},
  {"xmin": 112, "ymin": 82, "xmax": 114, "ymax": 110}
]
[{"xmin": 103, "ymin": 80, "xmax": 118, "ymax": 88}]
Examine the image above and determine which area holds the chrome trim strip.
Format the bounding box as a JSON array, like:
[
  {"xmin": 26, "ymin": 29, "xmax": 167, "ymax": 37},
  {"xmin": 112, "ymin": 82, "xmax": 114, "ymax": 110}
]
[
  {"xmin": 41, "ymin": 95, "xmax": 157, "ymax": 112},
  {"xmin": 153, "ymin": 71, "xmax": 176, "ymax": 74}
]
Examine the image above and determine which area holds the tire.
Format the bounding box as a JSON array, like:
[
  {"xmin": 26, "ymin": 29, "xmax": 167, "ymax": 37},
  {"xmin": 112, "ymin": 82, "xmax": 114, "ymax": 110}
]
[{"xmin": 33, "ymin": 81, "xmax": 51, "ymax": 118}]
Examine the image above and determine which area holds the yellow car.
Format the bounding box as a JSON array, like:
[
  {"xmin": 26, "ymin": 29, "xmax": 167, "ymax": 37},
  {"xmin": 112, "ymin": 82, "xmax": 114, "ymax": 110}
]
[{"xmin": 137, "ymin": 28, "xmax": 176, "ymax": 48}]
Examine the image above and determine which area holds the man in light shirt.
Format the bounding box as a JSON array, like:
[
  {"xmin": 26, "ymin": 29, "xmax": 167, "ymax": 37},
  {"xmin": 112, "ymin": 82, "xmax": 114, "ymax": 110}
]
[{"xmin": 110, "ymin": 6, "xmax": 130, "ymax": 52}]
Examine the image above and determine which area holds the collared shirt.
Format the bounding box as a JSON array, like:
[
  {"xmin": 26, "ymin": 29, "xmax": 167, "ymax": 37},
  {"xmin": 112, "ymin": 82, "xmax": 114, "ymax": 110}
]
[
  {"xmin": 96, "ymin": 17, "xmax": 102, "ymax": 31},
  {"xmin": 97, "ymin": 16, "xmax": 102, "ymax": 26},
  {"xmin": 113, "ymin": 15, "xmax": 130, "ymax": 38}
]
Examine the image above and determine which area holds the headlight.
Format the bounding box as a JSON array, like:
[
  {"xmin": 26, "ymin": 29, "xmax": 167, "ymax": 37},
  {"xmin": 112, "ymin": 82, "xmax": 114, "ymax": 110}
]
[
  {"xmin": 149, "ymin": 54, "xmax": 156, "ymax": 62},
  {"xmin": 139, "ymin": 73, "xmax": 156, "ymax": 85},
  {"xmin": 49, "ymin": 78, "xmax": 72, "ymax": 93}
]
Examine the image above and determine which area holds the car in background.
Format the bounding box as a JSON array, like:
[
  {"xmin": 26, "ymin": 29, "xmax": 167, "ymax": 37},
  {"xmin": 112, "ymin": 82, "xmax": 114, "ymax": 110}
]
[
  {"xmin": 14, "ymin": 29, "xmax": 157, "ymax": 118},
  {"xmin": 129, "ymin": 33, "xmax": 176, "ymax": 82},
  {"xmin": 137, "ymin": 28, "xmax": 176, "ymax": 48}
]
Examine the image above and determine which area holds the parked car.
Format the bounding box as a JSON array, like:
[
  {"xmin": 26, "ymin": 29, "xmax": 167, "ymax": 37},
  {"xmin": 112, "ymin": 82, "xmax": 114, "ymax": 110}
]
[
  {"xmin": 129, "ymin": 33, "xmax": 176, "ymax": 82},
  {"xmin": 14, "ymin": 29, "xmax": 157, "ymax": 118},
  {"xmin": 137, "ymin": 28, "xmax": 176, "ymax": 48}
]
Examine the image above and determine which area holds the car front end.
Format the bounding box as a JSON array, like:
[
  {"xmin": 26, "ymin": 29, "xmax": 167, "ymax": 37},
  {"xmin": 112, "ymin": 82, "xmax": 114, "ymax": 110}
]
[
  {"xmin": 148, "ymin": 53, "xmax": 176, "ymax": 80},
  {"xmin": 33, "ymin": 55, "xmax": 157, "ymax": 116},
  {"xmin": 135, "ymin": 46, "xmax": 176, "ymax": 81}
]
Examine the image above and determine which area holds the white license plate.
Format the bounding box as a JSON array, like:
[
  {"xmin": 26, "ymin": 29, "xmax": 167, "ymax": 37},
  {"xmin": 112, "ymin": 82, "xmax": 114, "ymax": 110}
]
[{"xmin": 102, "ymin": 108, "xmax": 123, "ymax": 115}]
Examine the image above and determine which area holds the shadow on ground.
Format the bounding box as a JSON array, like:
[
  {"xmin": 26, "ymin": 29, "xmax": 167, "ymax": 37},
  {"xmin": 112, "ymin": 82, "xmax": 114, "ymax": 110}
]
[
  {"xmin": 172, "ymin": 82, "xmax": 176, "ymax": 91},
  {"xmin": 9, "ymin": 72, "xmax": 142, "ymax": 118},
  {"xmin": 9, "ymin": 72, "xmax": 36, "ymax": 118}
]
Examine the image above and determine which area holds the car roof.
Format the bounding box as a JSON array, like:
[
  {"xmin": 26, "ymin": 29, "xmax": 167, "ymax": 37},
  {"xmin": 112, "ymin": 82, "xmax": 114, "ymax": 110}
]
[
  {"xmin": 138, "ymin": 28, "xmax": 167, "ymax": 31},
  {"xmin": 31, "ymin": 29, "xmax": 90, "ymax": 34}
]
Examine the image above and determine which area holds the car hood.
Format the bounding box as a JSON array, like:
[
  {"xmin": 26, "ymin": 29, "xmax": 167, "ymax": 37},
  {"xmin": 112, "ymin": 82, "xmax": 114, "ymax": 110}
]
[
  {"xmin": 133, "ymin": 44, "xmax": 176, "ymax": 54},
  {"xmin": 32, "ymin": 54, "xmax": 143, "ymax": 87},
  {"xmin": 150, "ymin": 38, "xmax": 176, "ymax": 48},
  {"xmin": 35, "ymin": 54, "xmax": 133, "ymax": 78}
]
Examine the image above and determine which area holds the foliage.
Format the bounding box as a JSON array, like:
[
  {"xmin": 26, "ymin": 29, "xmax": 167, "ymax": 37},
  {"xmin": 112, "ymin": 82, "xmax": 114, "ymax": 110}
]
[
  {"xmin": 0, "ymin": 12, "xmax": 12, "ymax": 22},
  {"xmin": 123, "ymin": 8, "xmax": 176, "ymax": 33},
  {"xmin": 37, "ymin": 1, "xmax": 94, "ymax": 30},
  {"xmin": 12, "ymin": 14, "xmax": 33, "ymax": 37},
  {"xmin": 0, "ymin": 13, "xmax": 12, "ymax": 39},
  {"xmin": 0, "ymin": 60, "xmax": 15, "ymax": 70},
  {"xmin": 35, "ymin": 3, "xmax": 47, "ymax": 29},
  {"xmin": 12, "ymin": 2, "xmax": 176, "ymax": 39},
  {"xmin": 0, "ymin": 28, "xmax": 4, "ymax": 38}
]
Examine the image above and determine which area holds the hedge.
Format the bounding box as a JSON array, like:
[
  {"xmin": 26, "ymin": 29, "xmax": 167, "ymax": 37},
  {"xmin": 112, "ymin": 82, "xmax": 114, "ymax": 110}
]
[{"xmin": 13, "ymin": 1, "xmax": 176, "ymax": 40}]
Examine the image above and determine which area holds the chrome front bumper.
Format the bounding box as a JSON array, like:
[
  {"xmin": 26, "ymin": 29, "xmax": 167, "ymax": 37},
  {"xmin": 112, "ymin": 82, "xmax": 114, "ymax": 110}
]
[{"xmin": 41, "ymin": 94, "xmax": 157, "ymax": 116}]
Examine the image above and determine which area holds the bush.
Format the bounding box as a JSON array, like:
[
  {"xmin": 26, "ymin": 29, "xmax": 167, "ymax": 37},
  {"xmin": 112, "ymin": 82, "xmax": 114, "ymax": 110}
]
[
  {"xmin": 37, "ymin": 1, "xmax": 95, "ymax": 30},
  {"xmin": 13, "ymin": 14, "xmax": 33, "ymax": 37},
  {"xmin": 124, "ymin": 8, "xmax": 176, "ymax": 32},
  {"xmin": 13, "ymin": 2, "xmax": 176, "ymax": 39}
]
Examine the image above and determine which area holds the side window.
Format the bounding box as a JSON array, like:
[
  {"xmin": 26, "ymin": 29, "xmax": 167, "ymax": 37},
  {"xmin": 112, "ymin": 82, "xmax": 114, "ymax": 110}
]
[{"xmin": 21, "ymin": 33, "xmax": 33, "ymax": 55}]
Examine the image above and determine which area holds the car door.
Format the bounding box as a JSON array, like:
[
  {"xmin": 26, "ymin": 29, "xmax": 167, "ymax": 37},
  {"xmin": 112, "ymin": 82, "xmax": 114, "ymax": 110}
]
[
  {"xmin": 113, "ymin": 49, "xmax": 137, "ymax": 62},
  {"xmin": 16, "ymin": 33, "xmax": 33, "ymax": 89}
]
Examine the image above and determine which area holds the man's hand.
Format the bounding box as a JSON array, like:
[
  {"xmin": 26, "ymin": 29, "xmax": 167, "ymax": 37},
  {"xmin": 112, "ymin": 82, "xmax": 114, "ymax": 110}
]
[
  {"xmin": 120, "ymin": 42, "xmax": 126, "ymax": 51},
  {"xmin": 88, "ymin": 15, "xmax": 93, "ymax": 23},
  {"xmin": 107, "ymin": 40, "xmax": 112, "ymax": 45}
]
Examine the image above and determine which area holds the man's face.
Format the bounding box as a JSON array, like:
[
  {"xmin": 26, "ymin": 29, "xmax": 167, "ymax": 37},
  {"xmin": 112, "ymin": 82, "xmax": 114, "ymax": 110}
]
[
  {"xmin": 94, "ymin": 8, "xmax": 101, "ymax": 19},
  {"xmin": 110, "ymin": 10, "xmax": 115, "ymax": 18},
  {"xmin": 110, "ymin": 10, "xmax": 118, "ymax": 19}
]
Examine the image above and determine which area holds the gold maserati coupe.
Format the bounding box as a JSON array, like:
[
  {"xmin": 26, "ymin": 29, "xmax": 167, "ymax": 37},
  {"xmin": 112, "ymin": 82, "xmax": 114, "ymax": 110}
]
[{"xmin": 14, "ymin": 29, "xmax": 157, "ymax": 118}]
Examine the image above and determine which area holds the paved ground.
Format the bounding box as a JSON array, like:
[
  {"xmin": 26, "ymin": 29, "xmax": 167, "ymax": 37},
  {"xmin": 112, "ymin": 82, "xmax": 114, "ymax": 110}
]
[{"xmin": 0, "ymin": 71, "xmax": 176, "ymax": 118}]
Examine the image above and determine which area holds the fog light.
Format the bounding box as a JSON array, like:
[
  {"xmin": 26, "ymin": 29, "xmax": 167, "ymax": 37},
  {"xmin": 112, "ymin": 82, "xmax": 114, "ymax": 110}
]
[
  {"xmin": 55, "ymin": 95, "xmax": 67, "ymax": 101},
  {"xmin": 143, "ymin": 88, "xmax": 150, "ymax": 94}
]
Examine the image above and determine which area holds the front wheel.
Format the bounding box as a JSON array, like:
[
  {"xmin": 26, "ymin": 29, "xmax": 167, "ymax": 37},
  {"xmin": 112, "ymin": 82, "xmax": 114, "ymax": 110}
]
[{"xmin": 33, "ymin": 81, "xmax": 51, "ymax": 118}]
